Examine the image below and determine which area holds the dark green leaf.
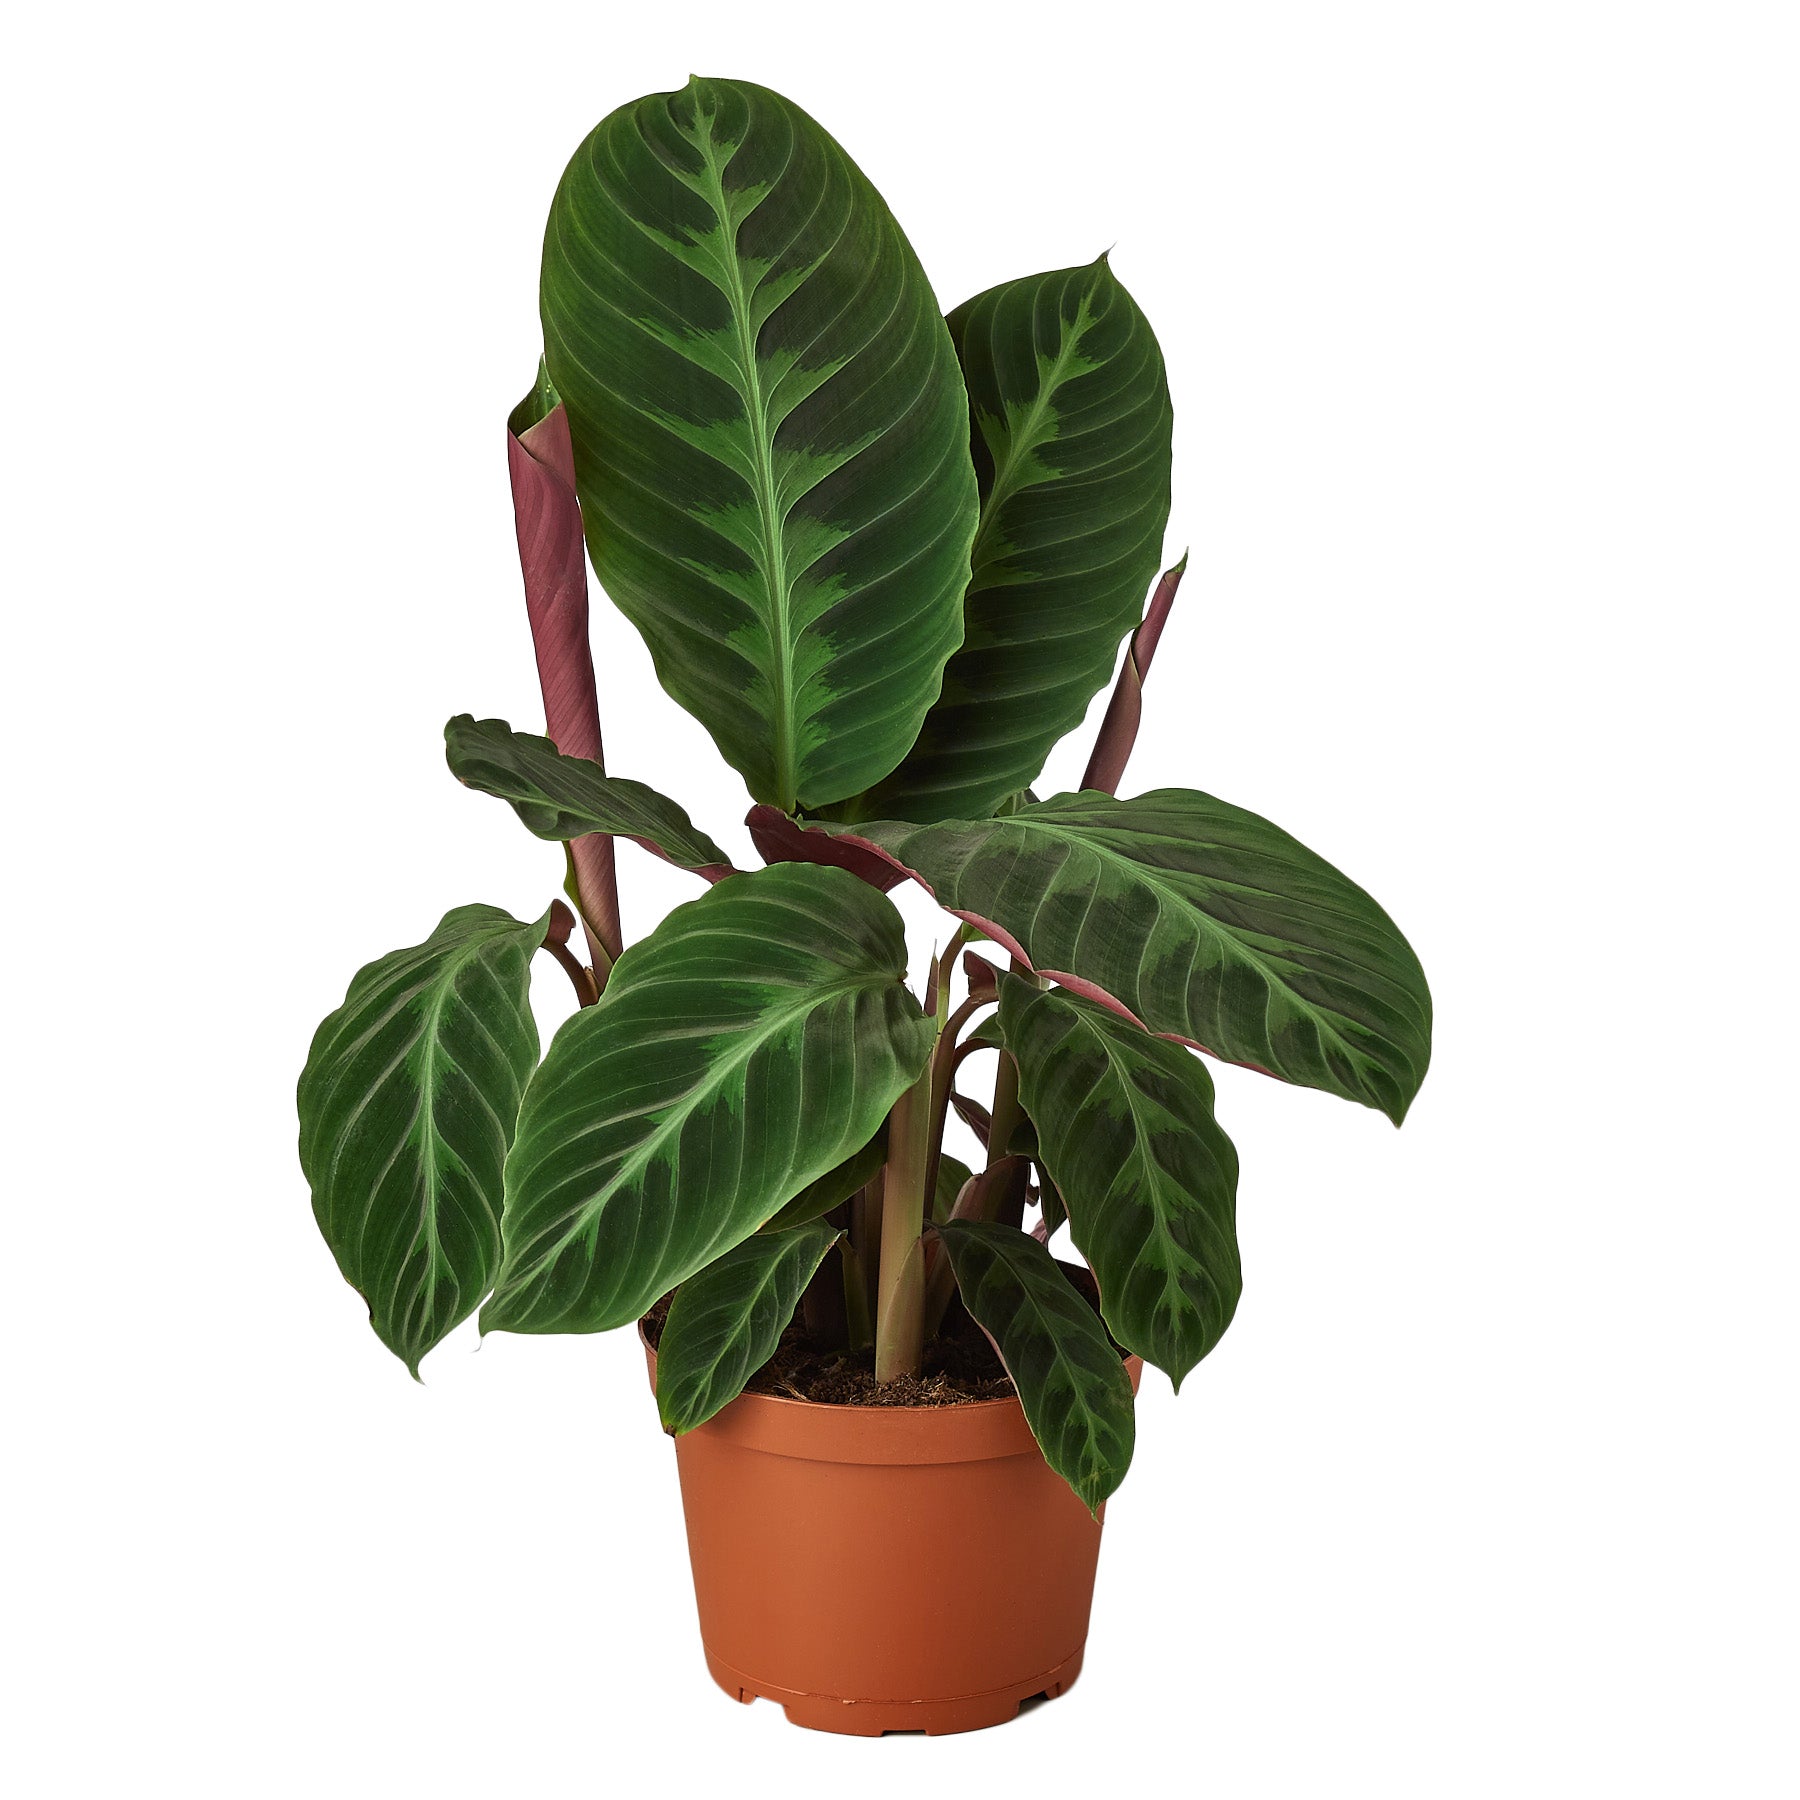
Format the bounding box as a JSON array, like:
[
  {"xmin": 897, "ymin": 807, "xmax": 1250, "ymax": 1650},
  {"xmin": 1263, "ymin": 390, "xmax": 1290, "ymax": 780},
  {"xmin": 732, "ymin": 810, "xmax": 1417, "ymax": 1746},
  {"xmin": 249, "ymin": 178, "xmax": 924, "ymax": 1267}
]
[
  {"xmin": 937, "ymin": 1220, "xmax": 1135, "ymax": 1511},
  {"xmin": 837, "ymin": 259, "xmax": 1171, "ymax": 823},
  {"xmin": 297, "ymin": 905, "xmax": 545, "ymax": 1376},
  {"xmin": 1002, "ymin": 976, "xmax": 1240, "ymax": 1388},
  {"xmin": 482, "ymin": 865, "xmax": 933, "ymax": 1335},
  {"xmin": 540, "ymin": 77, "xmax": 978, "ymax": 811},
  {"xmin": 933, "ymin": 1152, "xmax": 974, "ymax": 1223},
  {"xmin": 445, "ymin": 715, "xmax": 735, "ymax": 878},
  {"xmin": 814, "ymin": 789, "xmax": 1432, "ymax": 1123},
  {"xmin": 656, "ymin": 1223, "xmax": 841, "ymax": 1431},
  {"xmin": 760, "ymin": 1129, "xmax": 886, "ymax": 1233}
]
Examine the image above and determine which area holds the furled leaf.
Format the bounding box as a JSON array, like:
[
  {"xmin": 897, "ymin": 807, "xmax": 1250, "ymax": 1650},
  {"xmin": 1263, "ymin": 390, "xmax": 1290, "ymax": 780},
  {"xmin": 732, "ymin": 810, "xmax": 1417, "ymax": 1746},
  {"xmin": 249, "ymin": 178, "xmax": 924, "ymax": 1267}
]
[
  {"xmin": 656, "ymin": 1223, "xmax": 842, "ymax": 1431},
  {"xmin": 540, "ymin": 76, "xmax": 978, "ymax": 812},
  {"xmin": 445, "ymin": 715, "xmax": 735, "ymax": 879},
  {"xmin": 482, "ymin": 865, "xmax": 934, "ymax": 1335},
  {"xmin": 835, "ymin": 258, "xmax": 1172, "ymax": 823},
  {"xmin": 760, "ymin": 1129, "xmax": 886, "ymax": 1233},
  {"xmin": 297, "ymin": 905, "xmax": 545, "ymax": 1375},
  {"xmin": 807, "ymin": 791, "xmax": 1432, "ymax": 1123},
  {"xmin": 933, "ymin": 1152, "xmax": 974, "ymax": 1223},
  {"xmin": 1001, "ymin": 976, "xmax": 1240, "ymax": 1387},
  {"xmin": 937, "ymin": 1221, "xmax": 1135, "ymax": 1511}
]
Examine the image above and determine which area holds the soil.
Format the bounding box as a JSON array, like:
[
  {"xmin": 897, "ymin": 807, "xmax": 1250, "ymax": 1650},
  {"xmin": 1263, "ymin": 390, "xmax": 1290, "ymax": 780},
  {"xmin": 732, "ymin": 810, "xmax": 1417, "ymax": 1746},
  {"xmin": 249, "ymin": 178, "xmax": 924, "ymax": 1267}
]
[{"xmin": 641, "ymin": 1295, "xmax": 1017, "ymax": 1407}]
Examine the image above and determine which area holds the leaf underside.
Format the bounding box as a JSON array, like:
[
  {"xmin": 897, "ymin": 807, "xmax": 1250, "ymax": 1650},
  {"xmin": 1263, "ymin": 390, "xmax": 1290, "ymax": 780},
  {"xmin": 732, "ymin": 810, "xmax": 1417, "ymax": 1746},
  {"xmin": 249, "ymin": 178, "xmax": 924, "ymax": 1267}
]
[
  {"xmin": 818, "ymin": 789, "xmax": 1433, "ymax": 1122},
  {"xmin": 482, "ymin": 864, "xmax": 933, "ymax": 1336},
  {"xmin": 937, "ymin": 1219, "xmax": 1136, "ymax": 1512},
  {"xmin": 839, "ymin": 258, "xmax": 1173, "ymax": 823},
  {"xmin": 298, "ymin": 905, "xmax": 545, "ymax": 1375},
  {"xmin": 540, "ymin": 76, "xmax": 978, "ymax": 812},
  {"xmin": 445, "ymin": 715, "xmax": 734, "ymax": 877},
  {"xmin": 1001, "ymin": 975, "xmax": 1240, "ymax": 1388}
]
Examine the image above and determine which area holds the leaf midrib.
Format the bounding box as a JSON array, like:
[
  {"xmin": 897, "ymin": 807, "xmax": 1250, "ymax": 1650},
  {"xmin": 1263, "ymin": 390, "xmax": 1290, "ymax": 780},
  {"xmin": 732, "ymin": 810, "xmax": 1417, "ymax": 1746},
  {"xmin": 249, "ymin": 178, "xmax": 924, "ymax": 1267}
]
[{"xmin": 691, "ymin": 125, "xmax": 799, "ymax": 811}]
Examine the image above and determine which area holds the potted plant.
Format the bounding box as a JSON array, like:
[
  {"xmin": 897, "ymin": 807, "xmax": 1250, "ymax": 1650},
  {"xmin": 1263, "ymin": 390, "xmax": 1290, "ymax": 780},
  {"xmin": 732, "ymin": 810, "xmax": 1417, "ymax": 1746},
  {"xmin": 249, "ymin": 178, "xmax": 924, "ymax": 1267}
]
[{"xmin": 297, "ymin": 75, "xmax": 1432, "ymax": 1737}]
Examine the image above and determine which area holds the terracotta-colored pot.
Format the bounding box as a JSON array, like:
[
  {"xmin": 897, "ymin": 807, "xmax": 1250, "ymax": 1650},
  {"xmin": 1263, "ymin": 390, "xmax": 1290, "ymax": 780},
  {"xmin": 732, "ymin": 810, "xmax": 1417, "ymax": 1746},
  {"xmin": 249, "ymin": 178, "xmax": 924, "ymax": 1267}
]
[{"xmin": 642, "ymin": 1333, "xmax": 1142, "ymax": 1736}]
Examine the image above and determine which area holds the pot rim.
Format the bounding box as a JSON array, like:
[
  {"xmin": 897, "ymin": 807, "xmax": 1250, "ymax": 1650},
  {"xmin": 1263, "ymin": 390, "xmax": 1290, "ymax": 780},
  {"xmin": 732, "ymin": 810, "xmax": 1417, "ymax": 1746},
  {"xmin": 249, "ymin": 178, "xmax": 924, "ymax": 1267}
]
[{"xmin": 640, "ymin": 1324, "xmax": 1142, "ymax": 1466}]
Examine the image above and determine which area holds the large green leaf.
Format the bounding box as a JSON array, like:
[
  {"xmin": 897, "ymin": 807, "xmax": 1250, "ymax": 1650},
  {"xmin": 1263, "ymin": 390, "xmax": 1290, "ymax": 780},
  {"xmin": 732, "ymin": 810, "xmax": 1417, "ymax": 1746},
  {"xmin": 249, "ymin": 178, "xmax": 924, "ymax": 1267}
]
[
  {"xmin": 1001, "ymin": 976, "xmax": 1240, "ymax": 1388},
  {"xmin": 445, "ymin": 715, "xmax": 735, "ymax": 878},
  {"xmin": 937, "ymin": 1221, "xmax": 1135, "ymax": 1512},
  {"xmin": 811, "ymin": 790, "xmax": 1432, "ymax": 1123},
  {"xmin": 482, "ymin": 865, "xmax": 933, "ymax": 1335},
  {"xmin": 656, "ymin": 1222, "xmax": 841, "ymax": 1431},
  {"xmin": 839, "ymin": 258, "xmax": 1173, "ymax": 823},
  {"xmin": 297, "ymin": 905, "xmax": 545, "ymax": 1376},
  {"xmin": 540, "ymin": 76, "xmax": 978, "ymax": 812}
]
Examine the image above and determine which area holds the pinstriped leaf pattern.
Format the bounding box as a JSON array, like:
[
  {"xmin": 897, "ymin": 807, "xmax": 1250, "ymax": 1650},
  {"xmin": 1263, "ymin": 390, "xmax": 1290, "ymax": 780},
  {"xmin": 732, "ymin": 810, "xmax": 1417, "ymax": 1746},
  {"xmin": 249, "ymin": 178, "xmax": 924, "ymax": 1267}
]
[
  {"xmin": 481, "ymin": 865, "xmax": 934, "ymax": 1336},
  {"xmin": 838, "ymin": 258, "xmax": 1172, "ymax": 823},
  {"xmin": 1000, "ymin": 976, "xmax": 1241, "ymax": 1389},
  {"xmin": 540, "ymin": 76, "xmax": 978, "ymax": 812},
  {"xmin": 655, "ymin": 1222, "xmax": 842, "ymax": 1431},
  {"xmin": 937, "ymin": 1221, "xmax": 1136, "ymax": 1512},
  {"xmin": 444, "ymin": 715, "xmax": 735, "ymax": 879},
  {"xmin": 297, "ymin": 905, "xmax": 545, "ymax": 1375},
  {"xmin": 814, "ymin": 788, "xmax": 1432, "ymax": 1122}
]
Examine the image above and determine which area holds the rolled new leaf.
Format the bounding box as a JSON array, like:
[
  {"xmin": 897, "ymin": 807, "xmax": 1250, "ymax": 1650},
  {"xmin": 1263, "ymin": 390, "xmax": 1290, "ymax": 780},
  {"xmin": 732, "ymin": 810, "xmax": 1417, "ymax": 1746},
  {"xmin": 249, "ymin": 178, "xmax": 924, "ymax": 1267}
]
[
  {"xmin": 1000, "ymin": 975, "xmax": 1240, "ymax": 1388},
  {"xmin": 540, "ymin": 77, "xmax": 978, "ymax": 812},
  {"xmin": 838, "ymin": 258, "xmax": 1174, "ymax": 824},
  {"xmin": 656, "ymin": 1223, "xmax": 842, "ymax": 1432},
  {"xmin": 445, "ymin": 715, "xmax": 735, "ymax": 880},
  {"xmin": 805, "ymin": 791, "xmax": 1433, "ymax": 1123},
  {"xmin": 1080, "ymin": 556, "xmax": 1186, "ymax": 797},
  {"xmin": 297, "ymin": 905, "xmax": 547, "ymax": 1376},
  {"xmin": 482, "ymin": 865, "xmax": 935, "ymax": 1335},
  {"xmin": 937, "ymin": 1221, "xmax": 1136, "ymax": 1512},
  {"xmin": 507, "ymin": 381, "xmax": 620, "ymax": 971}
]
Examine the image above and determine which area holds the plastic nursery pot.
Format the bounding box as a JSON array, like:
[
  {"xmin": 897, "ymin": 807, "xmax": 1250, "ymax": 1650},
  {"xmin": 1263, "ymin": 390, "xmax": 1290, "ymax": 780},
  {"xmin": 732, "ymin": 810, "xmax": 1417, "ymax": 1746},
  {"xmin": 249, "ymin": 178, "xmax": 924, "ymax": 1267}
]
[{"xmin": 641, "ymin": 1330, "xmax": 1143, "ymax": 1737}]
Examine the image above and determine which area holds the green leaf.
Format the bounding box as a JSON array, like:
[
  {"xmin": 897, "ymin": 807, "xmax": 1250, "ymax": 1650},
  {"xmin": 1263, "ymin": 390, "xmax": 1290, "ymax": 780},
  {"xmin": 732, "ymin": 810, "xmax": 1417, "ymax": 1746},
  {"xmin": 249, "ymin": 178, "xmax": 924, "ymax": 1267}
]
[
  {"xmin": 836, "ymin": 259, "xmax": 1172, "ymax": 823},
  {"xmin": 297, "ymin": 905, "xmax": 545, "ymax": 1376},
  {"xmin": 1001, "ymin": 976, "xmax": 1240, "ymax": 1388},
  {"xmin": 815, "ymin": 790, "xmax": 1432, "ymax": 1123},
  {"xmin": 445, "ymin": 715, "xmax": 734, "ymax": 878},
  {"xmin": 482, "ymin": 865, "xmax": 934, "ymax": 1335},
  {"xmin": 540, "ymin": 76, "xmax": 978, "ymax": 812},
  {"xmin": 937, "ymin": 1220, "xmax": 1135, "ymax": 1511},
  {"xmin": 656, "ymin": 1223, "xmax": 842, "ymax": 1431},
  {"xmin": 760, "ymin": 1128, "xmax": 886, "ymax": 1233}
]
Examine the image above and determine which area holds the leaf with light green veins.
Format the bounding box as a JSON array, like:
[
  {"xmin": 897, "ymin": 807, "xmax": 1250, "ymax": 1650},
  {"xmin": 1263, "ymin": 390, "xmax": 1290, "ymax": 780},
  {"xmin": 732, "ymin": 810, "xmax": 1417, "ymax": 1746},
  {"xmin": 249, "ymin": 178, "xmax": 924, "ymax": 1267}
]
[
  {"xmin": 656, "ymin": 1223, "xmax": 842, "ymax": 1431},
  {"xmin": 813, "ymin": 790, "xmax": 1433, "ymax": 1124},
  {"xmin": 937, "ymin": 1221, "xmax": 1135, "ymax": 1512},
  {"xmin": 445, "ymin": 715, "xmax": 735, "ymax": 878},
  {"xmin": 540, "ymin": 77, "xmax": 978, "ymax": 812},
  {"xmin": 840, "ymin": 257, "xmax": 1173, "ymax": 823},
  {"xmin": 482, "ymin": 864, "xmax": 934, "ymax": 1336},
  {"xmin": 1001, "ymin": 976, "xmax": 1240, "ymax": 1388},
  {"xmin": 297, "ymin": 905, "xmax": 547, "ymax": 1376}
]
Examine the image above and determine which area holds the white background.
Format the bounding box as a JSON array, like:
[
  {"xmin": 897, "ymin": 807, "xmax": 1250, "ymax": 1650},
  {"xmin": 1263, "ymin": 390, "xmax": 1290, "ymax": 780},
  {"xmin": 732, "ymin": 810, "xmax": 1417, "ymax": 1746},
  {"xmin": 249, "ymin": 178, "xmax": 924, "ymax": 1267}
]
[{"xmin": 5, "ymin": 3, "xmax": 1795, "ymax": 1794}]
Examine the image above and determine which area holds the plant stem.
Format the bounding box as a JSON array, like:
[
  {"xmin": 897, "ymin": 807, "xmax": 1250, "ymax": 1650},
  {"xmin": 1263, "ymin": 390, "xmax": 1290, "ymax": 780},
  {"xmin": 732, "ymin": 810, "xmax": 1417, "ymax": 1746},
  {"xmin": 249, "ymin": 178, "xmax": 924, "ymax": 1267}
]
[{"xmin": 874, "ymin": 1066, "xmax": 931, "ymax": 1382}]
